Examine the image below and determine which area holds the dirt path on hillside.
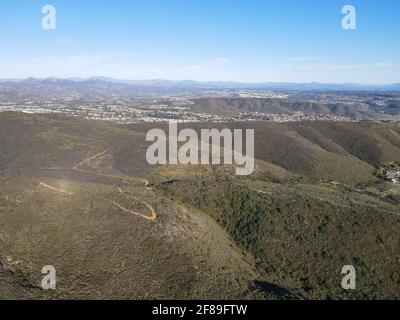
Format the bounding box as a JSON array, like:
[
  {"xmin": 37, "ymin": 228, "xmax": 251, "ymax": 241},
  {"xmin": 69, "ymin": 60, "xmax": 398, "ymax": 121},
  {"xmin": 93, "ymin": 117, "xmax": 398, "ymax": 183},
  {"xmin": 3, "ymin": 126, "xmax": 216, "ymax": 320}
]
[
  {"xmin": 113, "ymin": 185, "xmax": 157, "ymax": 221},
  {"xmin": 38, "ymin": 182, "xmax": 74, "ymax": 195},
  {"xmin": 36, "ymin": 149, "xmax": 158, "ymax": 221},
  {"xmin": 73, "ymin": 149, "xmax": 109, "ymax": 170}
]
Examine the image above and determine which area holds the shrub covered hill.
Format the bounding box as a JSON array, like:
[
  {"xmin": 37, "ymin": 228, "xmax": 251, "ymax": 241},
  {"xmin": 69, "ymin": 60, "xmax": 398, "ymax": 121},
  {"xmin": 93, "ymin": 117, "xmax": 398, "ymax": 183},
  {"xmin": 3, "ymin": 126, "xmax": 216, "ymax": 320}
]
[{"xmin": 0, "ymin": 111, "xmax": 399, "ymax": 299}]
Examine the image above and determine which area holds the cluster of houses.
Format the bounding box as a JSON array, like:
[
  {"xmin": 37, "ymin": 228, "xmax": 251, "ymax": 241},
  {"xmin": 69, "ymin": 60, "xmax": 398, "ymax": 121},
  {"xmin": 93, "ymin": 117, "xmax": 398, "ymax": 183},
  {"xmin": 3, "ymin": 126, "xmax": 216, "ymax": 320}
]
[{"xmin": 385, "ymin": 170, "xmax": 400, "ymax": 184}]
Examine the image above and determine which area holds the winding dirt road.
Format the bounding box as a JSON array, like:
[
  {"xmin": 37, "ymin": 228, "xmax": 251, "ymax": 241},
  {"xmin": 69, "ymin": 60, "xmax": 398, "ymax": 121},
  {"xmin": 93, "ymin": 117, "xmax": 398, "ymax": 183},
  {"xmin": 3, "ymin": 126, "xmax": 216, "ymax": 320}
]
[
  {"xmin": 113, "ymin": 185, "xmax": 157, "ymax": 221},
  {"xmin": 113, "ymin": 201, "xmax": 157, "ymax": 222}
]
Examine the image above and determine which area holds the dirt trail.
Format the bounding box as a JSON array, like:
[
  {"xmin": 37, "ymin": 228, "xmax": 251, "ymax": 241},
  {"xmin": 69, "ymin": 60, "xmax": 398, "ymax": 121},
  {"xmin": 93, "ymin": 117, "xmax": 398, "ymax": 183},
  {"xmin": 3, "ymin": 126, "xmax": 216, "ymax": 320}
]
[
  {"xmin": 113, "ymin": 201, "xmax": 157, "ymax": 222},
  {"xmin": 35, "ymin": 149, "xmax": 157, "ymax": 221},
  {"xmin": 73, "ymin": 149, "xmax": 109, "ymax": 170},
  {"xmin": 72, "ymin": 150, "xmax": 157, "ymax": 221},
  {"xmin": 38, "ymin": 182, "xmax": 74, "ymax": 195},
  {"xmin": 113, "ymin": 185, "xmax": 157, "ymax": 221}
]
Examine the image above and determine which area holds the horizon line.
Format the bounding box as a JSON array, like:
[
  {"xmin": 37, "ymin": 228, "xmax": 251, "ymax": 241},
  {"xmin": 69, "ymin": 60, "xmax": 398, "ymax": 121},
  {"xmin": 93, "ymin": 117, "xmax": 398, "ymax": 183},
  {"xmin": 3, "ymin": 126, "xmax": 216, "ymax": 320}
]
[{"xmin": 0, "ymin": 77, "xmax": 399, "ymax": 86}]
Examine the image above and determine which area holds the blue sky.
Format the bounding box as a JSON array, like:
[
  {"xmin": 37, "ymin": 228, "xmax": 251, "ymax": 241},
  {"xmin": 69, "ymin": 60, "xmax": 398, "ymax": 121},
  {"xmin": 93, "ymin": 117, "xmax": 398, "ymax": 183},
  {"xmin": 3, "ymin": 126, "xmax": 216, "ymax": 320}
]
[{"xmin": 0, "ymin": 0, "xmax": 399, "ymax": 83}]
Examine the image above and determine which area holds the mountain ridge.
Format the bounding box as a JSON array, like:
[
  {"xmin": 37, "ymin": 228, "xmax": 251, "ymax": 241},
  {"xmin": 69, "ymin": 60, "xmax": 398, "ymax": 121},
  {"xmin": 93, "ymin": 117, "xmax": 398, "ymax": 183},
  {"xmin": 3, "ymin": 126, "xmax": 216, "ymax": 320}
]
[{"xmin": 1, "ymin": 77, "xmax": 400, "ymax": 91}]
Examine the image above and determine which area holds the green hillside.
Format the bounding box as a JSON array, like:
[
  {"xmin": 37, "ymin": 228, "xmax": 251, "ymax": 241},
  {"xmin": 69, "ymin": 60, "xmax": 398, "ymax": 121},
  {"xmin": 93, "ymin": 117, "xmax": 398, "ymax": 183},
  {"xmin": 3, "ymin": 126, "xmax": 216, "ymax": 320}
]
[{"xmin": 1, "ymin": 112, "xmax": 399, "ymax": 299}]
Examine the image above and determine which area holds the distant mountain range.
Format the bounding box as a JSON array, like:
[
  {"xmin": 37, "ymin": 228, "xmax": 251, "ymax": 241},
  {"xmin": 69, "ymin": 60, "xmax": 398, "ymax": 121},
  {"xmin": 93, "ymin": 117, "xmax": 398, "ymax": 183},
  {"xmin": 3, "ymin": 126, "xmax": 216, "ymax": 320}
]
[{"xmin": 0, "ymin": 77, "xmax": 400, "ymax": 92}]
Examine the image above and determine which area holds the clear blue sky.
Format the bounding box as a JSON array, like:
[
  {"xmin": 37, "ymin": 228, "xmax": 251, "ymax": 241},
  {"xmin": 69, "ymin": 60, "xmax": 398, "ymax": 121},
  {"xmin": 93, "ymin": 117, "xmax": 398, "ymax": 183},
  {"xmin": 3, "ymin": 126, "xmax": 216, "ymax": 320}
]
[{"xmin": 1, "ymin": 0, "xmax": 399, "ymax": 83}]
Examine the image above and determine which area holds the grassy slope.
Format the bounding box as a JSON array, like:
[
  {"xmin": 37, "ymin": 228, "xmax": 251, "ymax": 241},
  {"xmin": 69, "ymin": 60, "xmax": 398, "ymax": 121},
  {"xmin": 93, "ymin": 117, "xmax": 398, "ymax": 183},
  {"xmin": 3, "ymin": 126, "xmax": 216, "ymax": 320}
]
[
  {"xmin": 148, "ymin": 121, "xmax": 400, "ymax": 299},
  {"xmin": 1, "ymin": 174, "xmax": 276, "ymax": 299},
  {"xmin": 0, "ymin": 113, "xmax": 278, "ymax": 299},
  {"xmin": 156, "ymin": 172, "xmax": 400, "ymax": 299},
  {"xmin": 1, "ymin": 112, "xmax": 400, "ymax": 299}
]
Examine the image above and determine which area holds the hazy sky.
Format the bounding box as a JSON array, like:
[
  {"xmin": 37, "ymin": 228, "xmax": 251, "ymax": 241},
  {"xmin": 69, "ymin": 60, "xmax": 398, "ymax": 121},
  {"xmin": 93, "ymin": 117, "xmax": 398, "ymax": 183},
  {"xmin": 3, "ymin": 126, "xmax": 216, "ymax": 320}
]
[{"xmin": 1, "ymin": 0, "xmax": 399, "ymax": 83}]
